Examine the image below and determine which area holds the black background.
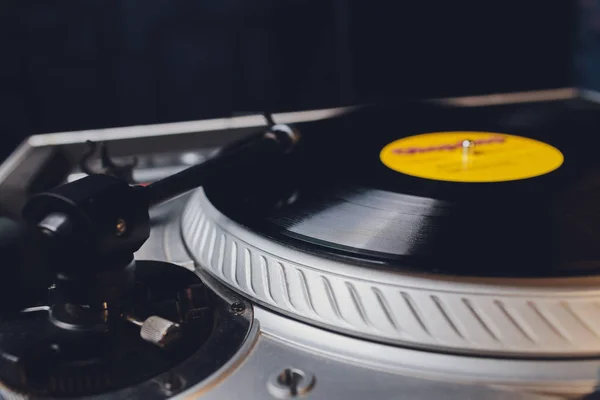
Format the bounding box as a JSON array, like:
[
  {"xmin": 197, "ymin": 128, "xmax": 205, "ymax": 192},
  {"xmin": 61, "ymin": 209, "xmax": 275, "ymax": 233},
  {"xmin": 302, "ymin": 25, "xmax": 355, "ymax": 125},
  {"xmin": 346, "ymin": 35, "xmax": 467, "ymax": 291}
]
[{"xmin": 0, "ymin": 1, "xmax": 576, "ymax": 161}]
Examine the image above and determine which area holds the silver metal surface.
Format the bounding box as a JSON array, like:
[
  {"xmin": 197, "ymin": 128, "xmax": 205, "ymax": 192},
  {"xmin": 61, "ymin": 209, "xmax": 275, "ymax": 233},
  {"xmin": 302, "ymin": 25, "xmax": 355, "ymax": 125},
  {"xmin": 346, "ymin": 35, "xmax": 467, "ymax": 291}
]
[
  {"xmin": 253, "ymin": 304, "xmax": 600, "ymax": 397},
  {"xmin": 186, "ymin": 336, "xmax": 562, "ymax": 400},
  {"xmin": 0, "ymin": 141, "xmax": 32, "ymax": 186}
]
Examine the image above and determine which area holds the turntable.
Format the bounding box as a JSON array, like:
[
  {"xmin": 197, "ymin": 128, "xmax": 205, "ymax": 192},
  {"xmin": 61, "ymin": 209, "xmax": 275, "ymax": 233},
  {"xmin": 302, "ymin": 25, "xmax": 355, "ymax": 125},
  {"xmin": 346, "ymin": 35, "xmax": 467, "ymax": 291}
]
[{"xmin": 2, "ymin": 93, "xmax": 600, "ymax": 399}]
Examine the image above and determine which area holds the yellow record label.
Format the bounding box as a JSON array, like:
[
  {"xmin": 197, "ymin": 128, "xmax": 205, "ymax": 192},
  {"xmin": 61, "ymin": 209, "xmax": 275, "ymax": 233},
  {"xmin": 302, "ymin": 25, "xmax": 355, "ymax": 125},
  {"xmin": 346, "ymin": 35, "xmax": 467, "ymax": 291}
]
[{"xmin": 379, "ymin": 131, "xmax": 564, "ymax": 182}]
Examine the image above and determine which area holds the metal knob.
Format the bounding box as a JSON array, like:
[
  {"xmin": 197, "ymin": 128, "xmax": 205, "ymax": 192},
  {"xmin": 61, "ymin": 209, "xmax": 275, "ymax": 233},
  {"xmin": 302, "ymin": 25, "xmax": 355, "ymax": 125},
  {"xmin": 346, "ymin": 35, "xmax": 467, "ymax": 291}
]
[
  {"xmin": 127, "ymin": 315, "xmax": 181, "ymax": 348},
  {"xmin": 38, "ymin": 212, "xmax": 71, "ymax": 237}
]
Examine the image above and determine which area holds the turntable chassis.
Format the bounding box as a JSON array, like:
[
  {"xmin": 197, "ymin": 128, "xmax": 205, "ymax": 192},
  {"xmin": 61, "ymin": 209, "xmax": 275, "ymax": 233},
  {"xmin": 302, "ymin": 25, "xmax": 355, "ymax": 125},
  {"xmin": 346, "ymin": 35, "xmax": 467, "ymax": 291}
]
[{"xmin": 3, "ymin": 99, "xmax": 599, "ymax": 399}]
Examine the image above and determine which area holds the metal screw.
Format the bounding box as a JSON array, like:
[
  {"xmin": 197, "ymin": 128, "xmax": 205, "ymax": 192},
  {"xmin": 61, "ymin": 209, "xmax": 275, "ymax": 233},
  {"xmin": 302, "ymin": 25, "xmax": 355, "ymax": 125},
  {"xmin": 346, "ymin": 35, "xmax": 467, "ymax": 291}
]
[
  {"xmin": 116, "ymin": 218, "xmax": 127, "ymax": 236},
  {"xmin": 267, "ymin": 368, "xmax": 315, "ymax": 398},
  {"xmin": 230, "ymin": 302, "xmax": 246, "ymax": 315}
]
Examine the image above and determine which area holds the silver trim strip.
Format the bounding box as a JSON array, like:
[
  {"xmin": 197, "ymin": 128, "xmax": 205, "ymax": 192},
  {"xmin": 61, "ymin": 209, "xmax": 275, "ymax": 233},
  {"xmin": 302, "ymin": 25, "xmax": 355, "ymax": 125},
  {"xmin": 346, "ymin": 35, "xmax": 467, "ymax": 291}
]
[
  {"xmin": 26, "ymin": 107, "xmax": 358, "ymax": 147},
  {"xmin": 438, "ymin": 88, "xmax": 576, "ymax": 107},
  {"xmin": 0, "ymin": 142, "xmax": 33, "ymax": 188},
  {"xmin": 579, "ymin": 89, "xmax": 600, "ymax": 104}
]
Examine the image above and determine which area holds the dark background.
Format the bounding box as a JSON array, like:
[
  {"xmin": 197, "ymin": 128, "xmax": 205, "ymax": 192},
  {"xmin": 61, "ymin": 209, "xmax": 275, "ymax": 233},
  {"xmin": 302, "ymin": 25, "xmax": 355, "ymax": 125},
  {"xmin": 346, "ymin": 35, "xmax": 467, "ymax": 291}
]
[
  {"xmin": 577, "ymin": 0, "xmax": 600, "ymax": 92},
  {"xmin": 0, "ymin": 1, "xmax": 577, "ymax": 161}
]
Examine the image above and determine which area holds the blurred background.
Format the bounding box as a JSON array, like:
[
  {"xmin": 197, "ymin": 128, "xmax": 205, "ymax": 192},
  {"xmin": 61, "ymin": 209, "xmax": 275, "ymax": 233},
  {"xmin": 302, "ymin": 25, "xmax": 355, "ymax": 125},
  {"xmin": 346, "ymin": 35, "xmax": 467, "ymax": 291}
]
[{"xmin": 0, "ymin": 1, "xmax": 582, "ymax": 162}]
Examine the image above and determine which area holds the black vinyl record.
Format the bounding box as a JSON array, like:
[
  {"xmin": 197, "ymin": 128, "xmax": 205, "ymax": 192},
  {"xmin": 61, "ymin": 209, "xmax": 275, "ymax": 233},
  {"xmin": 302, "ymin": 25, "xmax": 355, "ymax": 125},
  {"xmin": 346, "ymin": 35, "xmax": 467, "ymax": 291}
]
[{"xmin": 204, "ymin": 101, "xmax": 600, "ymax": 277}]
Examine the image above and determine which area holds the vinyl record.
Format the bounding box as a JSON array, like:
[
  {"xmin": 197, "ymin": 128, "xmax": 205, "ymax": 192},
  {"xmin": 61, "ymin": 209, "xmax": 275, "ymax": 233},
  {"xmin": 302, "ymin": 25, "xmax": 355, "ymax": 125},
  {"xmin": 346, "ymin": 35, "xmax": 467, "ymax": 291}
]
[{"xmin": 204, "ymin": 101, "xmax": 600, "ymax": 277}]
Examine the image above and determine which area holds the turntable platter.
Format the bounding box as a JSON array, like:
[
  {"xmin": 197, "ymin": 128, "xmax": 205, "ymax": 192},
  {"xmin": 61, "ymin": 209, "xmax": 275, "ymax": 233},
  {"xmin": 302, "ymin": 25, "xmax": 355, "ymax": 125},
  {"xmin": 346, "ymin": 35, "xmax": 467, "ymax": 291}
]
[
  {"xmin": 204, "ymin": 102, "xmax": 600, "ymax": 277},
  {"xmin": 181, "ymin": 101, "xmax": 600, "ymax": 358}
]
